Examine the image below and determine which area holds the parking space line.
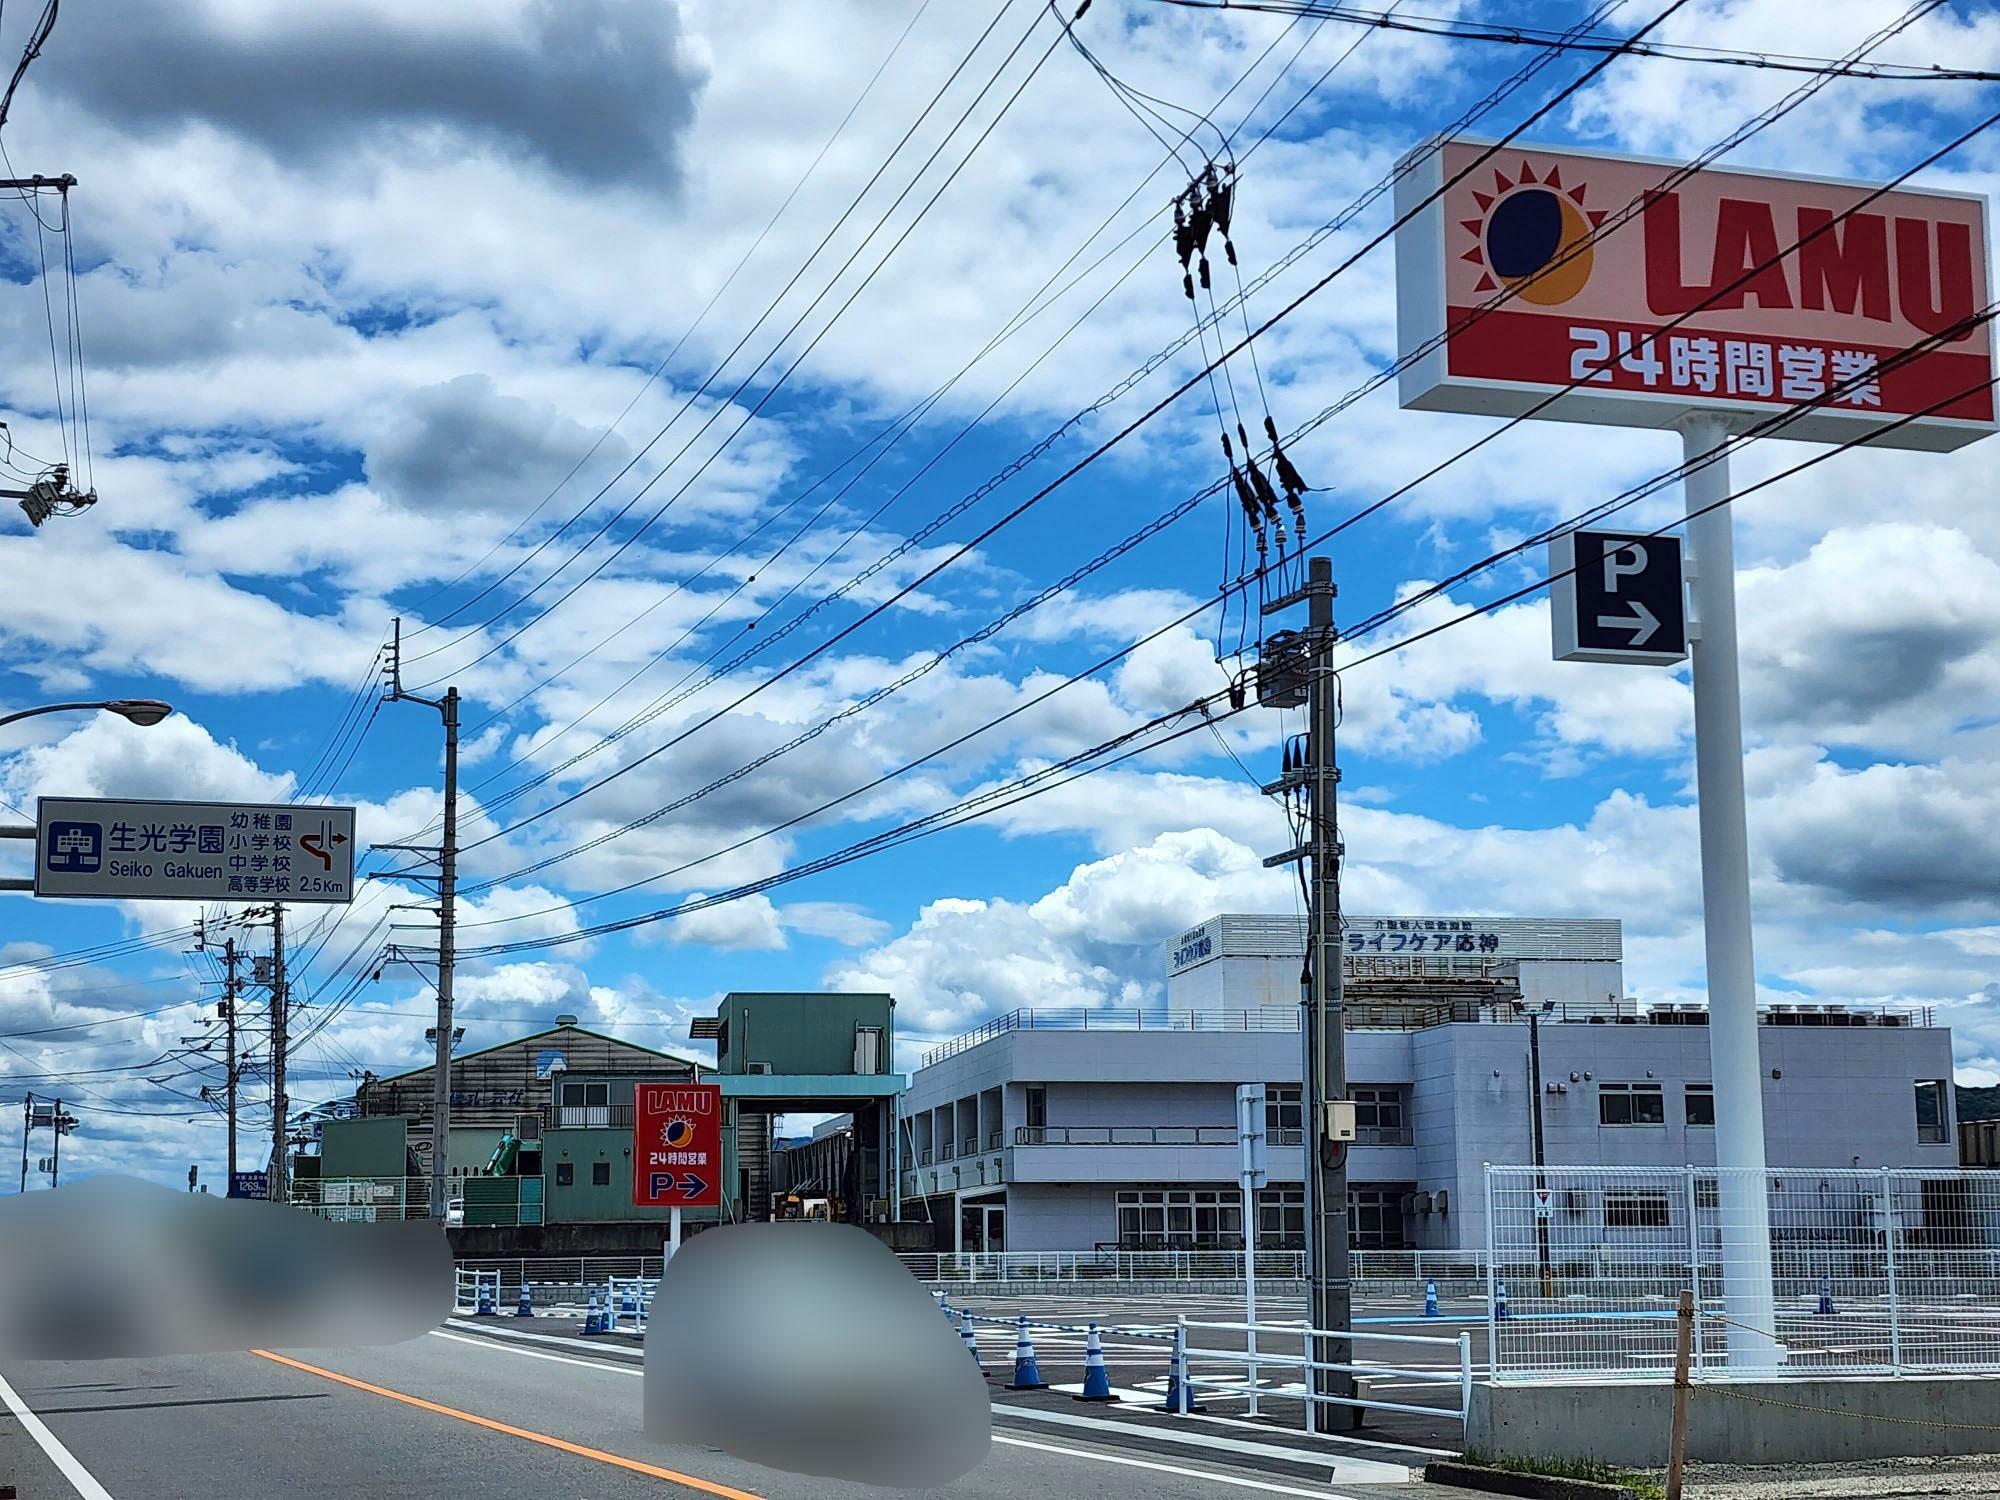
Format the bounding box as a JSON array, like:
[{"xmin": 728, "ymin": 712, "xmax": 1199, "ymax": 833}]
[
  {"xmin": 250, "ymin": 1349, "xmax": 761, "ymax": 1500},
  {"xmin": 0, "ymin": 1365, "xmax": 116, "ymax": 1500},
  {"xmin": 430, "ymin": 1329, "xmax": 642, "ymax": 1375}
]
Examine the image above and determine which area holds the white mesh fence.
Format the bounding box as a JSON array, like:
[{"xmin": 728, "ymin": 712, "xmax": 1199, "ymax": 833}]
[{"xmin": 1486, "ymin": 1165, "xmax": 2000, "ymax": 1381}]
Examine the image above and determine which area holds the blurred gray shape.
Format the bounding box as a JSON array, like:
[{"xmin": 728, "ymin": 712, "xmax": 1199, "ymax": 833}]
[
  {"xmin": 0, "ymin": 1175, "xmax": 450, "ymax": 1359},
  {"xmin": 645, "ymin": 1223, "xmax": 990, "ymax": 1488}
]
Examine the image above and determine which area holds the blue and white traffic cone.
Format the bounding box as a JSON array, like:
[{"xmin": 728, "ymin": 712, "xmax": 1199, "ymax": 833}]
[
  {"xmin": 622, "ymin": 1283, "xmax": 637, "ymax": 1317},
  {"xmin": 1074, "ymin": 1323, "xmax": 1116, "ymax": 1402},
  {"xmin": 1163, "ymin": 1335, "xmax": 1203, "ymax": 1413},
  {"xmin": 960, "ymin": 1310, "xmax": 986, "ymax": 1376},
  {"xmin": 476, "ymin": 1277, "xmax": 496, "ymax": 1317},
  {"xmin": 583, "ymin": 1289, "xmax": 602, "ymax": 1334},
  {"xmin": 1424, "ymin": 1279, "xmax": 1440, "ymax": 1318},
  {"xmin": 1007, "ymin": 1314, "xmax": 1047, "ymax": 1390},
  {"xmin": 1817, "ymin": 1274, "xmax": 1836, "ymax": 1316},
  {"xmin": 1495, "ymin": 1281, "xmax": 1510, "ymax": 1322},
  {"xmin": 516, "ymin": 1281, "xmax": 534, "ymax": 1318}
]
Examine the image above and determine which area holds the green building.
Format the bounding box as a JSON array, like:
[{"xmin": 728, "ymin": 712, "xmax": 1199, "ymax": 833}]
[{"xmin": 304, "ymin": 995, "xmax": 905, "ymax": 1244}]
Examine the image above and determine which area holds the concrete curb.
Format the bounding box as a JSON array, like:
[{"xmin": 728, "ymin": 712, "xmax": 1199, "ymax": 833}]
[{"xmin": 1422, "ymin": 1460, "xmax": 1638, "ymax": 1500}]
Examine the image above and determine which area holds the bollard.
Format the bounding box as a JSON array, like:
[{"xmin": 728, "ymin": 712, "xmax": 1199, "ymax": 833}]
[
  {"xmin": 1163, "ymin": 1320, "xmax": 1203, "ymax": 1413},
  {"xmin": 960, "ymin": 1310, "xmax": 986, "ymax": 1377},
  {"xmin": 1817, "ymin": 1274, "xmax": 1836, "ymax": 1317},
  {"xmin": 1424, "ymin": 1279, "xmax": 1440, "ymax": 1318},
  {"xmin": 1495, "ymin": 1280, "xmax": 1510, "ymax": 1322},
  {"xmin": 1074, "ymin": 1323, "xmax": 1116, "ymax": 1402},
  {"xmin": 516, "ymin": 1281, "xmax": 534, "ymax": 1318},
  {"xmin": 1006, "ymin": 1314, "xmax": 1047, "ymax": 1391}
]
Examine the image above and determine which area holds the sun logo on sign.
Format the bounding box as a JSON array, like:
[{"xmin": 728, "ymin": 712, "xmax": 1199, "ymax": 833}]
[
  {"xmin": 661, "ymin": 1116, "xmax": 696, "ymax": 1149},
  {"xmin": 1459, "ymin": 160, "xmax": 1606, "ymax": 305}
]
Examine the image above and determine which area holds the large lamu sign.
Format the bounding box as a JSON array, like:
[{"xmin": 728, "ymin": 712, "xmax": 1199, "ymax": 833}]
[{"xmin": 1393, "ymin": 136, "xmax": 1995, "ymax": 452}]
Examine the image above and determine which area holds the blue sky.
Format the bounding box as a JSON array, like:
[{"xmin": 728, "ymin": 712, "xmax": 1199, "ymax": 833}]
[{"xmin": 1, "ymin": 0, "xmax": 1998, "ymax": 1186}]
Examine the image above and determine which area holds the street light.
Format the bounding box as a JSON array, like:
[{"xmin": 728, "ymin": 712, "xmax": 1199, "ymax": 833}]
[{"xmin": 0, "ymin": 698, "xmax": 173, "ymax": 731}]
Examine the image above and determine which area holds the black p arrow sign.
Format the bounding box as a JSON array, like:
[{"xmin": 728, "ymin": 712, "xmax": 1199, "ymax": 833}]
[{"xmin": 1550, "ymin": 529, "xmax": 1689, "ymax": 665}]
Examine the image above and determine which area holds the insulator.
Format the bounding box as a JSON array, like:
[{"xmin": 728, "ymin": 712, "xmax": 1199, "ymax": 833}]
[
  {"xmin": 1198, "ymin": 254, "xmax": 1211, "ymax": 291},
  {"xmin": 1230, "ymin": 464, "xmax": 1261, "ymax": 526},
  {"xmin": 1246, "ymin": 452, "xmax": 1282, "ymax": 525},
  {"xmin": 1173, "ymin": 198, "xmax": 1195, "ymax": 270},
  {"xmin": 1228, "ymin": 680, "xmax": 1246, "ymax": 712},
  {"xmin": 1183, "ymin": 271, "xmax": 1195, "ymax": 302}
]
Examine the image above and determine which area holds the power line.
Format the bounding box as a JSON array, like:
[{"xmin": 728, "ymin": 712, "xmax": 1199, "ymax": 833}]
[
  {"xmin": 397, "ymin": 0, "xmax": 1049, "ymax": 668},
  {"xmin": 449, "ymin": 74, "xmax": 1997, "ymax": 933},
  {"xmin": 398, "ymin": 0, "xmax": 1625, "ymax": 849},
  {"xmin": 423, "ymin": 0, "xmax": 1705, "ymax": 878},
  {"xmin": 1143, "ymin": 0, "xmax": 2000, "ymax": 81},
  {"xmin": 409, "ymin": 0, "xmax": 1376, "ymax": 847},
  {"xmin": 399, "ymin": 0, "xmax": 944, "ymax": 633}
]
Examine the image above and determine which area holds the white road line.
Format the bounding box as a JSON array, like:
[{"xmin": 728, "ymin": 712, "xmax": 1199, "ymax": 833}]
[
  {"xmin": 443, "ymin": 1318, "xmax": 643, "ymax": 1358},
  {"xmin": 994, "ymin": 1405, "xmax": 1412, "ymax": 1483},
  {"xmin": 992, "ymin": 1434, "xmax": 1363, "ymax": 1498},
  {"xmin": 429, "ymin": 1329, "xmax": 641, "ymax": 1376},
  {"xmin": 0, "ymin": 1365, "xmax": 116, "ymax": 1500}
]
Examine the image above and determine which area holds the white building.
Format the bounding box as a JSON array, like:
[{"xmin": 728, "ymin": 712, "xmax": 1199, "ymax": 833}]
[{"xmin": 898, "ymin": 913, "xmax": 1957, "ymax": 1253}]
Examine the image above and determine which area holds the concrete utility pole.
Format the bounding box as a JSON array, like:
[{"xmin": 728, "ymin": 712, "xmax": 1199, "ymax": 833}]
[
  {"xmin": 384, "ymin": 618, "xmax": 461, "ymax": 1222},
  {"xmin": 1259, "ymin": 555, "xmax": 1353, "ymax": 1432},
  {"xmin": 222, "ymin": 936, "xmax": 240, "ymax": 1183},
  {"xmin": 1301, "ymin": 557, "xmax": 1353, "ymax": 1429},
  {"xmin": 269, "ymin": 904, "xmax": 288, "ymax": 1205}
]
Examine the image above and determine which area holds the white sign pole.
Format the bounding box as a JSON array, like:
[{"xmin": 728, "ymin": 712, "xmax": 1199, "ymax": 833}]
[
  {"xmin": 1680, "ymin": 413, "xmax": 1782, "ymax": 1368},
  {"xmin": 1243, "ymin": 1177, "xmax": 1259, "ymax": 1419},
  {"xmin": 667, "ymin": 1205, "xmax": 683, "ymax": 1266}
]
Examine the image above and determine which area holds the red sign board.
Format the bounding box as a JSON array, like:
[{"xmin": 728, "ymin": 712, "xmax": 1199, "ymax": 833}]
[
  {"xmin": 633, "ymin": 1082, "xmax": 722, "ymax": 1209},
  {"xmin": 1394, "ymin": 137, "xmax": 1995, "ymax": 452}
]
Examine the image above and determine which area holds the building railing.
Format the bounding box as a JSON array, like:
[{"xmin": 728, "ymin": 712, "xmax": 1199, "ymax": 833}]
[
  {"xmin": 923, "ymin": 1008, "xmax": 1300, "ymax": 1065},
  {"xmin": 1355, "ymin": 1125, "xmax": 1414, "ymax": 1146},
  {"xmin": 1014, "ymin": 1124, "xmax": 1308, "ymax": 1147},
  {"xmin": 553, "ymin": 1104, "xmax": 635, "ymax": 1129},
  {"xmin": 896, "ymin": 1248, "xmax": 1487, "ymax": 1284}
]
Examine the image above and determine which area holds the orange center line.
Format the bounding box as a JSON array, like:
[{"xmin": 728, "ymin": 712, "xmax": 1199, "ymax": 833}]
[{"xmin": 249, "ymin": 1348, "xmax": 765, "ymax": 1500}]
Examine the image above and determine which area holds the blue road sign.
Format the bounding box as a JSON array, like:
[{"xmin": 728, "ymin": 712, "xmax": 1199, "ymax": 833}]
[{"xmin": 229, "ymin": 1171, "xmax": 270, "ymax": 1200}]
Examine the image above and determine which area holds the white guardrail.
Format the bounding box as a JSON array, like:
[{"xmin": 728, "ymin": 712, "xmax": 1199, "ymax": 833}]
[
  {"xmin": 940, "ymin": 1295, "xmax": 1470, "ymax": 1427},
  {"xmin": 896, "ymin": 1249, "xmax": 1489, "ymax": 1288}
]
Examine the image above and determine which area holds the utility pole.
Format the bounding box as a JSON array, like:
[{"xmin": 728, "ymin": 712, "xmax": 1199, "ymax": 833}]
[
  {"xmin": 269, "ymin": 904, "xmax": 288, "ymax": 1206},
  {"xmin": 384, "ymin": 617, "xmax": 461, "ymax": 1222},
  {"xmin": 49, "ymin": 1096, "xmax": 65, "ymax": 1187},
  {"xmin": 1259, "ymin": 555, "xmax": 1353, "ymax": 1433},
  {"xmin": 222, "ymin": 936, "xmax": 240, "ymax": 1183},
  {"xmin": 1524, "ymin": 1004, "xmax": 1553, "ymax": 1297}
]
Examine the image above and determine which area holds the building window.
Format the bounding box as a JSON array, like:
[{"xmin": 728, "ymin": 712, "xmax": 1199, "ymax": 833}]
[
  {"xmin": 555, "ymin": 1162, "xmax": 574, "ymax": 1187},
  {"xmin": 1915, "ymin": 1080, "xmax": 1949, "ymax": 1144},
  {"xmin": 1685, "ymin": 1084, "xmax": 1715, "ymax": 1127},
  {"xmin": 1266, "ymin": 1084, "xmax": 1302, "ymax": 1139},
  {"xmin": 1349, "ymin": 1186, "xmax": 1409, "ymax": 1250},
  {"xmin": 1352, "ymin": 1087, "xmax": 1408, "ymax": 1144},
  {"xmin": 1256, "ymin": 1186, "xmax": 1306, "ymax": 1248},
  {"xmin": 1599, "ymin": 1082, "xmax": 1666, "ymax": 1126},
  {"xmin": 591, "ymin": 1161, "xmax": 611, "ymax": 1187},
  {"xmin": 1026, "ymin": 1086, "xmax": 1046, "ymax": 1130},
  {"xmin": 1696, "ymin": 1178, "xmax": 1720, "ymax": 1211},
  {"xmin": 1605, "ymin": 1190, "xmax": 1673, "ymax": 1229},
  {"xmin": 1115, "ymin": 1187, "xmax": 1244, "ymax": 1248},
  {"xmin": 559, "ymin": 1081, "xmax": 611, "ymax": 1128}
]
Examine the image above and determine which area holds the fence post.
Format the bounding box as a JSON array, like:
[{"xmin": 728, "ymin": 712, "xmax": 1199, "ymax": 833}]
[
  {"xmin": 1457, "ymin": 1332, "xmax": 1472, "ymax": 1421},
  {"xmin": 1666, "ymin": 1290, "xmax": 1693, "ymax": 1500},
  {"xmin": 1880, "ymin": 1168, "xmax": 1902, "ymax": 1373},
  {"xmin": 1684, "ymin": 1167, "xmax": 1705, "ymax": 1373},
  {"xmin": 1483, "ymin": 1165, "xmax": 1500, "ymax": 1380}
]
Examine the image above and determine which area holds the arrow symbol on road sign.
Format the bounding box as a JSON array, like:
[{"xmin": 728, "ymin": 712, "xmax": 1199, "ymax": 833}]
[
  {"xmin": 677, "ymin": 1173, "xmax": 707, "ymax": 1201},
  {"xmin": 1595, "ymin": 600, "xmax": 1660, "ymax": 646}
]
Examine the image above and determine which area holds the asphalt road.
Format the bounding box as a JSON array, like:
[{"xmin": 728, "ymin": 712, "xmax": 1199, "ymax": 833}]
[{"xmin": 0, "ymin": 1320, "xmax": 1483, "ymax": 1500}]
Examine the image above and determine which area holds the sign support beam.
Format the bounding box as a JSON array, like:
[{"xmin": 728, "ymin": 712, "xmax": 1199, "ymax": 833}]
[{"xmin": 1680, "ymin": 413, "xmax": 1782, "ymax": 1368}]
